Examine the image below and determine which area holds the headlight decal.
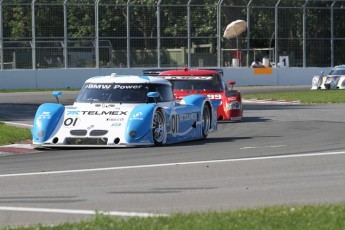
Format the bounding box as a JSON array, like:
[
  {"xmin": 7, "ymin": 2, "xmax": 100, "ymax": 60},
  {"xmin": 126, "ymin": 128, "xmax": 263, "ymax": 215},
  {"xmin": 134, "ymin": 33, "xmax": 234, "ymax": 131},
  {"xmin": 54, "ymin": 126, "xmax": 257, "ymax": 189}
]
[
  {"xmin": 226, "ymin": 101, "xmax": 241, "ymax": 110},
  {"xmin": 312, "ymin": 77, "xmax": 321, "ymax": 87}
]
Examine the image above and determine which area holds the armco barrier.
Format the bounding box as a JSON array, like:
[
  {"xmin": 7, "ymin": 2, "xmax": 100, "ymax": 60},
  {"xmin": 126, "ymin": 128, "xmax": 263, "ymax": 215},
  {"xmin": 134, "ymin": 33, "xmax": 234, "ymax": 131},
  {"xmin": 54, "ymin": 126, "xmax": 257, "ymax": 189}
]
[{"xmin": 0, "ymin": 67, "xmax": 331, "ymax": 90}]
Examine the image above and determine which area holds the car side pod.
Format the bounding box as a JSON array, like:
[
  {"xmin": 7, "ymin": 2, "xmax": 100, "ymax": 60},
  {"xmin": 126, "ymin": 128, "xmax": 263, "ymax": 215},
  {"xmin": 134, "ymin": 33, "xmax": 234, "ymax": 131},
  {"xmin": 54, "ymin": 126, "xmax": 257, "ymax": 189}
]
[
  {"xmin": 180, "ymin": 94, "xmax": 207, "ymax": 107},
  {"xmin": 125, "ymin": 91, "xmax": 161, "ymax": 145}
]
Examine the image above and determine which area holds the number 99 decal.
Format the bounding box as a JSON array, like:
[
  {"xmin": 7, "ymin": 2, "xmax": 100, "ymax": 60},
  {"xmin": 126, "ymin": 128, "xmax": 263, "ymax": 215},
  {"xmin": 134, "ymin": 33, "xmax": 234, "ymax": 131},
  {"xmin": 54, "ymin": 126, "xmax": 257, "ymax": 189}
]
[{"xmin": 207, "ymin": 94, "xmax": 222, "ymax": 100}]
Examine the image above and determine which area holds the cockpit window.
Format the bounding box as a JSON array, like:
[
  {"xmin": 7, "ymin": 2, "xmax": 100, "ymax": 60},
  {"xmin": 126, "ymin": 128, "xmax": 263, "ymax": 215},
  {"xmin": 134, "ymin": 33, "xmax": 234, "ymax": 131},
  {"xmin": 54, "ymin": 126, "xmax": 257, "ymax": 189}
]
[
  {"xmin": 76, "ymin": 83, "xmax": 174, "ymax": 103},
  {"xmin": 329, "ymin": 69, "xmax": 345, "ymax": 75},
  {"xmin": 167, "ymin": 76, "xmax": 224, "ymax": 91}
]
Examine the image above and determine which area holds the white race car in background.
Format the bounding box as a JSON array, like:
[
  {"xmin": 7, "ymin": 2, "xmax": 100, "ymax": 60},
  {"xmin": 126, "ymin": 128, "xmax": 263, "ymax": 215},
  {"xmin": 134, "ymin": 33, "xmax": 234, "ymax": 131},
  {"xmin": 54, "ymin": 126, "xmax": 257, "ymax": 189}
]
[{"xmin": 311, "ymin": 65, "xmax": 345, "ymax": 90}]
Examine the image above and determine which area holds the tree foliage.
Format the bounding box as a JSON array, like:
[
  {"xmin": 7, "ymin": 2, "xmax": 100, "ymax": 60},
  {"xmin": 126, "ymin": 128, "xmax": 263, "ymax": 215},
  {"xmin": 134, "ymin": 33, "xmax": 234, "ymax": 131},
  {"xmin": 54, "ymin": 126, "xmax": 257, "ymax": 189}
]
[{"xmin": 1, "ymin": 0, "xmax": 345, "ymax": 66}]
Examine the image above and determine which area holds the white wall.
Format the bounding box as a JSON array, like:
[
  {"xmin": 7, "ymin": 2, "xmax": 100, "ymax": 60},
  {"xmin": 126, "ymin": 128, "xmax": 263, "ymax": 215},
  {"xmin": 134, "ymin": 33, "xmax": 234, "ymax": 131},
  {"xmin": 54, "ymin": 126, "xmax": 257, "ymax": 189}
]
[{"xmin": 0, "ymin": 67, "xmax": 331, "ymax": 90}]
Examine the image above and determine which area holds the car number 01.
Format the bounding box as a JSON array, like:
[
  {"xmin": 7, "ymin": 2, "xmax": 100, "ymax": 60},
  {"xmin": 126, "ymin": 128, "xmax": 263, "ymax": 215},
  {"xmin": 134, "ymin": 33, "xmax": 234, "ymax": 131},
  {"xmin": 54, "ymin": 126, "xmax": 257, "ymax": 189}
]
[
  {"xmin": 207, "ymin": 94, "xmax": 221, "ymax": 100},
  {"xmin": 64, "ymin": 117, "xmax": 79, "ymax": 127},
  {"xmin": 171, "ymin": 114, "xmax": 179, "ymax": 135}
]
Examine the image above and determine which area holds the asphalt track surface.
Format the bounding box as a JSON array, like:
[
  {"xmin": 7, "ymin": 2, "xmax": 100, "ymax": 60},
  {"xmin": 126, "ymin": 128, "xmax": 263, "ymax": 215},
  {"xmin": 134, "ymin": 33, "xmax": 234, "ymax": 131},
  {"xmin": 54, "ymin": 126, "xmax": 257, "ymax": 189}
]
[{"xmin": 1, "ymin": 86, "xmax": 345, "ymax": 228}]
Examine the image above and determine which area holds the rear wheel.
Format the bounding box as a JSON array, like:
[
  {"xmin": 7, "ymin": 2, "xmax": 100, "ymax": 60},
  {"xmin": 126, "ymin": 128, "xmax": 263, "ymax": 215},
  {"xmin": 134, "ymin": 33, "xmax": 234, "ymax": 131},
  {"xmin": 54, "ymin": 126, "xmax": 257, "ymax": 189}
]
[
  {"xmin": 201, "ymin": 104, "xmax": 211, "ymax": 138},
  {"xmin": 152, "ymin": 109, "xmax": 166, "ymax": 145}
]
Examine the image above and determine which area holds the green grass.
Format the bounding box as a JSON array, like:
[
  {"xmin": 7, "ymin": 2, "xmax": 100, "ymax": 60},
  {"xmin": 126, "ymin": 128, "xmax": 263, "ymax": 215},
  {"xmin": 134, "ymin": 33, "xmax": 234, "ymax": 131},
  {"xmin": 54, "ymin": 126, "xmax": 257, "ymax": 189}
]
[
  {"xmin": 243, "ymin": 90, "xmax": 345, "ymax": 104},
  {"xmin": 3, "ymin": 203, "xmax": 345, "ymax": 230},
  {"xmin": 0, "ymin": 122, "xmax": 32, "ymax": 145}
]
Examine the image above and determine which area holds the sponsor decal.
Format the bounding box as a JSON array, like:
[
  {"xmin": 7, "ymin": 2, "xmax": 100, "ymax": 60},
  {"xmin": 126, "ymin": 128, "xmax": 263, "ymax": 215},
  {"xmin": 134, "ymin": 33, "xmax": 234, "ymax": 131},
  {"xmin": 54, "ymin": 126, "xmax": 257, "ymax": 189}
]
[
  {"xmin": 174, "ymin": 95, "xmax": 184, "ymax": 100},
  {"xmin": 38, "ymin": 111, "xmax": 51, "ymax": 119},
  {"xmin": 85, "ymin": 84, "xmax": 112, "ymax": 89},
  {"xmin": 106, "ymin": 118, "xmax": 124, "ymax": 122},
  {"xmin": 111, "ymin": 123, "xmax": 122, "ymax": 127},
  {"xmin": 67, "ymin": 110, "xmax": 79, "ymax": 116},
  {"xmin": 67, "ymin": 111, "xmax": 128, "ymax": 116},
  {"xmin": 83, "ymin": 111, "xmax": 128, "ymax": 115},
  {"xmin": 178, "ymin": 112, "xmax": 197, "ymax": 121},
  {"xmin": 130, "ymin": 111, "xmax": 144, "ymax": 121},
  {"xmin": 113, "ymin": 84, "xmax": 143, "ymax": 90},
  {"xmin": 133, "ymin": 112, "xmax": 143, "ymax": 118}
]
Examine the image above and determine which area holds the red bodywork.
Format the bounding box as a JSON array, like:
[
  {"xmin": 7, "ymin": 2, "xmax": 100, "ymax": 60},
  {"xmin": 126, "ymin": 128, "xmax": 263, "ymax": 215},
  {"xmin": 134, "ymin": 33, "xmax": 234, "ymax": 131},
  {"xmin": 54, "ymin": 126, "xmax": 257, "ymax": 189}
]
[{"xmin": 158, "ymin": 68, "xmax": 243, "ymax": 121}]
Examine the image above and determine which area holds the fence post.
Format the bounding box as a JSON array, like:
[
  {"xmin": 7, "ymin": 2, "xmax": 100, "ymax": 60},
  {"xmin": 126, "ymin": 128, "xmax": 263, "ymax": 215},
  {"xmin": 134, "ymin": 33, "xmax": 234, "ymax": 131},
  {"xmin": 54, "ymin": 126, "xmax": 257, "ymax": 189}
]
[
  {"xmin": 275, "ymin": 0, "xmax": 281, "ymax": 68},
  {"xmin": 157, "ymin": 0, "xmax": 162, "ymax": 68},
  {"xmin": 246, "ymin": 0, "xmax": 253, "ymax": 67},
  {"xmin": 95, "ymin": 0, "xmax": 100, "ymax": 68},
  {"xmin": 217, "ymin": 0, "xmax": 223, "ymax": 68},
  {"xmin": 0, "ymin": 0, "xmax": 3, "ymax": 70},
  {"xmin": 64, "ymin": 0, "xmax": 68, "ymax": 68},
  {"xmin": 31, "ymin": 0, "xmax": 36, "ymax": 70},
  {"xmin": 302, "ymin": 0, "xmax": 307, "ymax": 68},
  {"xmin": 187, "ymin": 0, "xmax": 192, "ymax": 68},
  {"xmin": 331, "ymin": 1, "xmax": 335, "ymax": 67},
  {"xmin": 126, "ymin": 0, "xmax": 130, "ymax": 68}
]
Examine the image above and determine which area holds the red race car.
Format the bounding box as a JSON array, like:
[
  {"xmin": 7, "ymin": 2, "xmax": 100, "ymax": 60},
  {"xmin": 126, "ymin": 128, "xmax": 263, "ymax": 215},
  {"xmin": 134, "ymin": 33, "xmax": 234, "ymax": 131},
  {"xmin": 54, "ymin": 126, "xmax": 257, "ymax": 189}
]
[{"xmin": 143, "ymin": 68, "xmax": 243, "ymax": 121}]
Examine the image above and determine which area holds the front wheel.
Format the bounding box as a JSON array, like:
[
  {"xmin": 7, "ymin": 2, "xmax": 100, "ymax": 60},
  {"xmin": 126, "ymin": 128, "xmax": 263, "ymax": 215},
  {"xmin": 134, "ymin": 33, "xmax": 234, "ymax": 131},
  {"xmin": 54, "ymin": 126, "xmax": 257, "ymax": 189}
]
[
  {"xmin": 201, "ymin": 104, "xmax": 211, "ymax": 138},
  {"xmin": 152, "ymin": 109, "xmax": 166, "ymax": 146}
]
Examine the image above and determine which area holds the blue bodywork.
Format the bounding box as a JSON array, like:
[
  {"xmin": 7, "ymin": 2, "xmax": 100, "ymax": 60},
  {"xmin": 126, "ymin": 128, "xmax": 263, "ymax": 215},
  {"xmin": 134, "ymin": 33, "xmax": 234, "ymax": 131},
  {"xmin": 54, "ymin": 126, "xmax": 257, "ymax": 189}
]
[
  {"xmin": 32, "ymin": 103, "xmax": 65, "ymax": 143},
  {"xmin": 32, "ymin": 84, "xmax": 218, "ymax": 148}
]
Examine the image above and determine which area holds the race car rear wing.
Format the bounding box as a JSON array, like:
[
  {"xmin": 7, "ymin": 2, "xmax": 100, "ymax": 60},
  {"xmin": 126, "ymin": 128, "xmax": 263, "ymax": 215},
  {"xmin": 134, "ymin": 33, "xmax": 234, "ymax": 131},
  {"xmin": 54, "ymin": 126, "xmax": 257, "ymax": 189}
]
[{"xmin": 143, "ymin": 68, "xmax": 224, "ymax": 76}]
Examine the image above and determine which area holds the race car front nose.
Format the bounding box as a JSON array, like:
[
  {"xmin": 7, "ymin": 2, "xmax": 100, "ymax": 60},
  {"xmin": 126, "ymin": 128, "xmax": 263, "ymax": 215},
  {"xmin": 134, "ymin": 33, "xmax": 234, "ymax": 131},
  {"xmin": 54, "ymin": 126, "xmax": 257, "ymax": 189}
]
[{"xmin": 312, "ymin": 76, "xmax": 321, "ymax": 88}]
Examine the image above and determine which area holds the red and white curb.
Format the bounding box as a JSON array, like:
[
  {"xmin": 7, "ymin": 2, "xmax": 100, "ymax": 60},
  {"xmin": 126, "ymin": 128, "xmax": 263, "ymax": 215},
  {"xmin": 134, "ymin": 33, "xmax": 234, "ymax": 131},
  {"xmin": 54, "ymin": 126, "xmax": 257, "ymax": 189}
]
[
  {"xmin": 243, "ymin": 99, "xmax": 300, "ymax": 104},
  {"xmin": 0, "ymin": 122, "xmax": 38, "ymax": 155},
  {"xmin": 0, "ymin": 144, "xmax": 39, "ymax": 156}
]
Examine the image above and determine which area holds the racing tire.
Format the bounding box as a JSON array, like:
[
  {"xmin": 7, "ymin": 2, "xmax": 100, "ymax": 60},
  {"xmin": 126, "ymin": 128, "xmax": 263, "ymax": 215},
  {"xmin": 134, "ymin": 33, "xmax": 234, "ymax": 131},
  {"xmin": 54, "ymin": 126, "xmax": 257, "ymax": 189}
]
[
  {"xmin": 152, "ymin": 109, "xmax": 166, "ymax": 146},
  {"xmin": 201, "ymin": 104, "xmax": 211, "ymax": 138}
]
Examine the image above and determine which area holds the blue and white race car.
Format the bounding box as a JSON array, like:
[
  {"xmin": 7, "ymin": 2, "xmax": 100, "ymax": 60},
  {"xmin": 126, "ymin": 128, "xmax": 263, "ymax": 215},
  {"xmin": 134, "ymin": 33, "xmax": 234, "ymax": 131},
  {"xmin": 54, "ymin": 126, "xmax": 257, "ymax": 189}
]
[
  {"xmin": 31, "ymin": 73, "xmax": 219, "ymax": 148},
  {"xmin": 311, "ymin": 65, "xmax": 345, "ymax": 90}
]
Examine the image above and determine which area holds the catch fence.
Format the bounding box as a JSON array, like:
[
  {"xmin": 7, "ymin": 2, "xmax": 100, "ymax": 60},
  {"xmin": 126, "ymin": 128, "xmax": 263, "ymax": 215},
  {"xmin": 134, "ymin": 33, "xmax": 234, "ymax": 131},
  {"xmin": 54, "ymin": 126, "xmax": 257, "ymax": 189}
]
[{"xmin": 0, "ymin": 0, "xmax": 344, "ymax": 70}]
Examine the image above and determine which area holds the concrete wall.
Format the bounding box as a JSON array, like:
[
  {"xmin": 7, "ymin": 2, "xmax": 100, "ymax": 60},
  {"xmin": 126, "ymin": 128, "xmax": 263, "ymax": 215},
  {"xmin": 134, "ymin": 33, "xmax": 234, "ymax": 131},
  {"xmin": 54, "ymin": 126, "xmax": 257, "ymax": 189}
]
[{"xmin": 0, "ymin": 67, "xmax": 331, "ymax": 90}]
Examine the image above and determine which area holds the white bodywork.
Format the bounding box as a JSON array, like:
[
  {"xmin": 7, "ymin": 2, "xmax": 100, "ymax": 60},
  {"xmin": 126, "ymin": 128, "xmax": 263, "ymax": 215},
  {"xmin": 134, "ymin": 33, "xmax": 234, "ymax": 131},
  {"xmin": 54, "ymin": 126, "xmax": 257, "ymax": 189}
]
[
  {"xmin": 311, "ymin": 65, "xmax": 345, "ymax": 90},
  {"xmin": 32, "ymin": 73, "xmax": 218, "ymax": 148}
]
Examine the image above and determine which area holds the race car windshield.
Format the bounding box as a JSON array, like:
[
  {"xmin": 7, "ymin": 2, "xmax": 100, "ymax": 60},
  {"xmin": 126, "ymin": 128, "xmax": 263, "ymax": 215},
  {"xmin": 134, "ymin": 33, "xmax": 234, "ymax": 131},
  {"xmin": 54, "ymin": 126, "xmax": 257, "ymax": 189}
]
[
  {"xmin": 76, "ymin": 83, "xmax": 174, "ymax": 103},
  {"xmin": 168, "ymin": 76, "xmax": 223, "ymax": 91},
  {"xmin": 329, "ymin": 69, "xmax": 345, "ymax": 75}
]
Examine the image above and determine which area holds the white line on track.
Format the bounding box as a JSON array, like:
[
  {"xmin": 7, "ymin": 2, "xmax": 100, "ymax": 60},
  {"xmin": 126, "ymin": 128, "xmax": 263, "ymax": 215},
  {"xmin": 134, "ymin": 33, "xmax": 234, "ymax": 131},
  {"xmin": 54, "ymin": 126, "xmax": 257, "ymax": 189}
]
[
  {"xmin": 243, "ymin": 99, "xmax": 300, "ymax": 104},
  {"xmin": 1, "ymin": 151, "xmax": 345, "ymax": 218},
  {"xmin": 1, "ymin": 150, "xmax": 345, "ymax": 178},
  {"xmin": 240, "ymin": 145, "xmax": 287, "ymax": 150},
  {"xmin": 0, "ymin": 206, "xmax": 168, "ymax": 217}
]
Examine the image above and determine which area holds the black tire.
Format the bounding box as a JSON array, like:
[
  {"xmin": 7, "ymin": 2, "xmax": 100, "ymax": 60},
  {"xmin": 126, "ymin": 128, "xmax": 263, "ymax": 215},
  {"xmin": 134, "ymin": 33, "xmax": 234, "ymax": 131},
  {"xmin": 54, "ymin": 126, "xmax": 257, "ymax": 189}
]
[
  {"xmin": 201, "ymin": 104, "xmax": 211, "ymax": 138},
  {"xmin": 152, "ymin": 109, "xmax": 166, "ymax": 145}
]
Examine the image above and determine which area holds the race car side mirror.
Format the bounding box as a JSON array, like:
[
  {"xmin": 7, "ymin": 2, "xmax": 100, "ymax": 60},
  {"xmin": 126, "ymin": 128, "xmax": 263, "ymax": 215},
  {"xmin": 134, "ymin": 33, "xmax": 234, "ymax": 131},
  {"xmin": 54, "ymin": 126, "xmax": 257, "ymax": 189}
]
[
  {"xmin": 52, "ymin": 91, "xmax": 62, "ymax": 104},
  {"xmin": 228, "ymin": 80, "xmax": 236, "ymax": 90},
  {"xmin": 320, "ymin": 71, "xmax": 324, "ymax": 76},
  {"xmin": 147, "ymin": 92, "xmax": 160, "ymax": 104}
]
